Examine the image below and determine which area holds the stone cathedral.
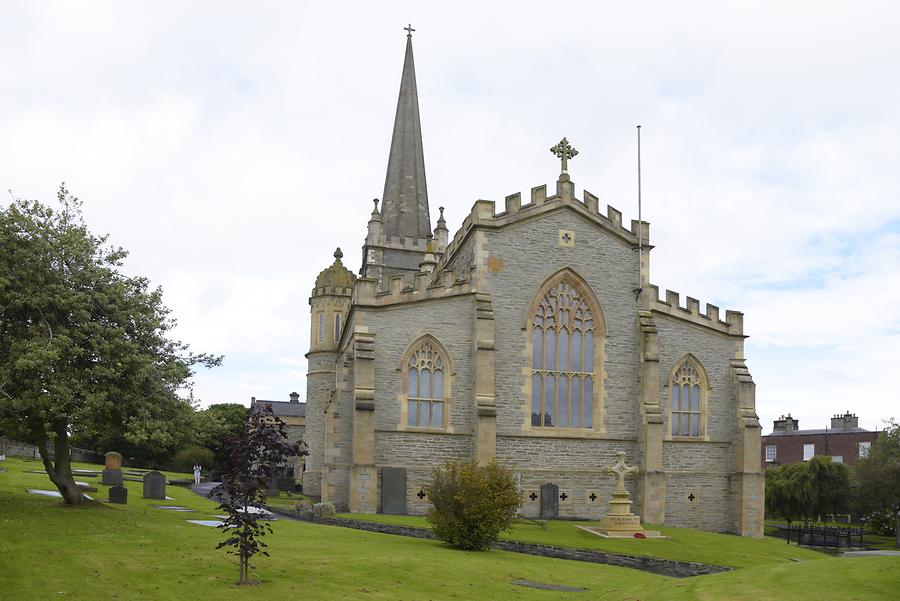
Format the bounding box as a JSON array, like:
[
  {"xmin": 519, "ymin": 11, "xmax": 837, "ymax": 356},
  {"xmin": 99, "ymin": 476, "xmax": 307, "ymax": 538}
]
[{"xmin": 303, "ymin": 31, "xmax": 764, "ymax": 536}]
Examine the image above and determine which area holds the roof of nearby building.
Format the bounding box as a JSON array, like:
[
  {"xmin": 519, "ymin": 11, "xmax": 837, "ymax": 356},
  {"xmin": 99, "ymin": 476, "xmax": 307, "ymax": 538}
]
[
  {"xmin": 250, "ymin": 399, "xmax": 307, "ymax": 418},
  {"xmin": 765, "ymin": 427, "xmax": 872, "ymax": 437}
]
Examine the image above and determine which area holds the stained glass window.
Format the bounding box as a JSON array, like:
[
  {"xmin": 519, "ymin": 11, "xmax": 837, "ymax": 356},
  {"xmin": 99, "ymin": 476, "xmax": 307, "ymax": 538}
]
[
  {"xmin": 530, "ymin": 279, "xmax": 596, "ymax": 428},
  {"xmin": 671, "ymin": 359, "xmax": 702, "ymax": 437},
  {"xmin": 407, "ymin": 340, "xmax": 446, "ymax": 428}
]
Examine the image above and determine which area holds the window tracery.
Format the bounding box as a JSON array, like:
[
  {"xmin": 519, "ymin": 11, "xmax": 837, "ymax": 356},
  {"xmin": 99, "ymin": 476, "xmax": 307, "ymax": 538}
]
[
  {"xmin": 670, "ymin": 358, "xmax": 704, "ymax": 437},
  {"xmin": 530, "ymin": 279, "xmax": 596, "ymax": 428},
  {"xmin": 406, "ymin": 340, "xmax": 446, "ymax": 428}
]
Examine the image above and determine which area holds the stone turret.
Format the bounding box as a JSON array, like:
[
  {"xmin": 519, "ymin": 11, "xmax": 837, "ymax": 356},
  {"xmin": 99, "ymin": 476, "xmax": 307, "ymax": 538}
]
[{"xmin": 304, "ymin": 248, "xmax": 354, "ymax": 497}]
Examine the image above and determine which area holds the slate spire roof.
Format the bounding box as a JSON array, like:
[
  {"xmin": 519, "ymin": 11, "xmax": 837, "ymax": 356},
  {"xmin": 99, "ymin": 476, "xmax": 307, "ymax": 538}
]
[{"xmin": 380, "ymin": 29, "xmax": 431, "ymax": 239}]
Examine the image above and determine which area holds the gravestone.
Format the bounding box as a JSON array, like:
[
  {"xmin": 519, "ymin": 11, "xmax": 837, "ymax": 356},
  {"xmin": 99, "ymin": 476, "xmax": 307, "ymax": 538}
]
[
  {"xmin": 266, "ymin": 476, "xmax": 281, "ymax": 498},
  {"xmin": 381, "ymin": 467, "xmax": 407, "ymax": 514},
  {"xmin": 540, "ymin": 483, "xmax": 559, "ymax": 519},
  {"xmin": 101, "ymin": 451, "xmax": 124, "ymax": 486},
  {"xmin": 142, "ymin": 470, "xmax": 166, "ymax": 500},
  {"xmin": 109, "ymin": 485, "xmax": 128, "ymax": 504}
]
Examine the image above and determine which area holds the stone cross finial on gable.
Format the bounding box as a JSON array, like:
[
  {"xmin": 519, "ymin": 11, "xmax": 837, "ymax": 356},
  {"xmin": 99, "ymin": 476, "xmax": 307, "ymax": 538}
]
[
  {"xmin": 602, "ymin": 451, "xmax": 639, "ymax": 493},
  {"xmin": 551, "ymin": 137, "xmax": 579, "ymax": 174},
  {"xmin": 404, "ymin": 23, "xmax": 415, "ymax": 37}
]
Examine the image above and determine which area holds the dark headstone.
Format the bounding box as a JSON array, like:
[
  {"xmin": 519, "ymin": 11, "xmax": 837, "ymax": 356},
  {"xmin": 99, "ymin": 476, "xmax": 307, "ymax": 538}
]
[
  {"xmin": 101, "ymin": 468, "xmax": 123, "ymax": 486},
  {"xmin": 381, "ymin": 467, "xmax": 407, "ymax": 514},
  {"xmin": 109, "ymin": 485, "xmax": 128, "ymax": 504},
  {"xmin": 540, "ymin": 483, "xmax": 559, "ymax": 519},
  {"xmin": 142, "ymin": 470, "xmax": 166, "ymax": 500}
]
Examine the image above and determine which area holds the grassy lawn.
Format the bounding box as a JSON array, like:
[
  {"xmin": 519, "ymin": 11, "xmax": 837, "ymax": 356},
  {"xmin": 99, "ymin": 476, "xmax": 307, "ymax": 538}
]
[
  {"xmin": 335, "ymin": 513, "xmax": 827, "ymax": 568},
  {"xmin": 263, "ymin": 491, "xmax": 314, "ymax": 511},
  {"xmin": 1, "ymin": 457, "xmax": 897, "ymax": 601}
]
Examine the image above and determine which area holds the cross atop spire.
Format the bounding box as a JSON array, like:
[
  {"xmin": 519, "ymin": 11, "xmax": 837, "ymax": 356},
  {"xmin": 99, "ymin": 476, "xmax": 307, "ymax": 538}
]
[
  {"xmin": 551, "ymin": 137, "xmax": 579, "ymax": 174},
  {"xmin": 404, "ymin": 23, "xmax": 415, "ymax": 37}
]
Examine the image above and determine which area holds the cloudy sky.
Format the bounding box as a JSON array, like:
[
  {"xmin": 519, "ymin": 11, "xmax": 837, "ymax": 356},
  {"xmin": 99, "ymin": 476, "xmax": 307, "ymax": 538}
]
[{"xmin": 2, "ymin": 2, "xmax": 898, "ymax": 432}]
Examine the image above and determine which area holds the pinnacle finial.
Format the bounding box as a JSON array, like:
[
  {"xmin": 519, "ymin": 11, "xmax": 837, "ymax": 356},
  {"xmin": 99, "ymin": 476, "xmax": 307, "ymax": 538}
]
[
  {"xmin": 404, "ymin": 23, "xmax": 415, "ymax": 37},
  {"xmin": 550, "ymin": 137, "xmax": 579, "ymax": 174},
  {"xmin": 334, "ymin": 247, "xmax": 343, "ymax": 261}
]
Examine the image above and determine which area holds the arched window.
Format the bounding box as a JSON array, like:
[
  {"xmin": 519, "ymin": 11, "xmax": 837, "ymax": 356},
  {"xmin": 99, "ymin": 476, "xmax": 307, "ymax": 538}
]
[
  {"xmin": 669, "ymin": 356, "xmax": 707, "ymax": 438},
  {"xmin": 406, "ymin": 339, "xmax": 447, "ymax": 428},
  {"xmin": 530, "ymin": 275, "xmax": 601, "ymax": 429}
]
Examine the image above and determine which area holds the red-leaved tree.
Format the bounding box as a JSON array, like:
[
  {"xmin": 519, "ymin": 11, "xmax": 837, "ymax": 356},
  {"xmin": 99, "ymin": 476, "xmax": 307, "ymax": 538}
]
[{"xmin": 215, "ymin": 406, "xmax": 306, "ymax": 584}]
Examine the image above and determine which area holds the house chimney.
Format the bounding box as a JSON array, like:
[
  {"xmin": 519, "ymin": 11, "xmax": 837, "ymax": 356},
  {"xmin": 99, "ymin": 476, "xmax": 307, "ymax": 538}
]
[
  {"xmin": 773, "ymin": 414, "xmax": 799, "ymax": 434},
  {"xmin": 830, "ymin": 411, "xmax": 858, "ymax": 431},
  {"xmin": 289, "ymin": 392, "xmax": 300, "ymax": 404}
]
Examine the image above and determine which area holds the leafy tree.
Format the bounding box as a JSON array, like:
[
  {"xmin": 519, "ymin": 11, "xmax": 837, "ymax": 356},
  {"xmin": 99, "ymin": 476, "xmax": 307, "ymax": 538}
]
[
  {"xmin": 854, "ymin": 419, "xmax": 900, "ymax": 547},
  {"xmin": 71, "ymin": 395, "xmax": 199, "ymax": 467},
  {"xmin": 0, "ymin": 186, "xmax": 220, "ymax": 504},
  {"xmin": 216, "ymin": 406, "xmax": 306, "ymax": 584},
  {"xmin": 195, "ymin": 403, "xmax": 247, "ymax": 471},
  {"xmin": 424, "ymin": 460, "xmax": 521, "ymax": 551},
  {"xmin": 765, "ymin": 456, "xmax": 851, "ymax": 524},
  {"xmin": 196, "ymin": 403, "xmax": 247, "ymax": 447},
  {"xmin": 173, "ymin": 445, "xmax": 215, "ymax": 473}
]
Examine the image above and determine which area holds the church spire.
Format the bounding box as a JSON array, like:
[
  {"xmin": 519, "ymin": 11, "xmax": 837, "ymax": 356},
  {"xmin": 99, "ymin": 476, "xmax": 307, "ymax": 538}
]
[{"xmin": 380, "ymin": 25, "xmax": 431, "ymax": 239}]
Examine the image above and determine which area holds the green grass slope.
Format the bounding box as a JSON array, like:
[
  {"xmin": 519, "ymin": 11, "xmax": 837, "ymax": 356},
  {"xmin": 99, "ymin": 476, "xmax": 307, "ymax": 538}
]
[
  {"xmin": 1, "ymin": 457, "xmax": 897, "ymax": 601},
  {"xmin": 336, "ymin": 513, "xmax": 827, "ymax": 568}
]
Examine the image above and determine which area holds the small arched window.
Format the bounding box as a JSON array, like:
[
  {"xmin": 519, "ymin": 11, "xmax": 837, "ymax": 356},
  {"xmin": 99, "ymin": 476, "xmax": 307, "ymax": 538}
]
[
  {"xmin": 670, "ymin": 357, "xmax": 706, "ymax": 437},
  {"xmin": 406, "ymin": 340, "xmax": 446, "ymax": 428},
  {"xmin": 530, "ymin": 276, "xmax": 601, "ymax": 429}
]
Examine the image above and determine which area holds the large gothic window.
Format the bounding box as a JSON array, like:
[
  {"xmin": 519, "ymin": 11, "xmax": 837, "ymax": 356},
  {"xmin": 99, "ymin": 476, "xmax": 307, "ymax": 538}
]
[
  {"xmin": 406, "ymin": 339, "xmax": 446, "ymax": 428},
  {"xmin": 670, "ymin": 357, "xmax": 706, "ymax": 437},
  {"xmin": 530, "ymin": 277, "xmax": 598, "ymax": 428}
]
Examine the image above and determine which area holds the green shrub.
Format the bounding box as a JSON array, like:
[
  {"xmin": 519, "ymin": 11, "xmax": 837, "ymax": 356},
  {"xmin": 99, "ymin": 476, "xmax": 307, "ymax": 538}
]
[
  {"xmin": 424, "ymin": 461, "xmax": 521, "ymax": 550},
  {"xmin": 866, "ymin": 510, "xmax": 897, "ymax": 536},
  {"xmin": 312, "ymin": 502, "xmax": 336, "ymax": 519},
  {"xmin": 173, "ymin": 445, "xmax": 214, "ymax": 473}
]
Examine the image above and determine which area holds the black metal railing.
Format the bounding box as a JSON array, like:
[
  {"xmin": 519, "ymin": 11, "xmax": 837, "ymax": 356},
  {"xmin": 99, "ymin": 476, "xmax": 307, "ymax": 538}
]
[{"xmin": 780, "ymin": 524, "xmax": 864, "ymax": 547}]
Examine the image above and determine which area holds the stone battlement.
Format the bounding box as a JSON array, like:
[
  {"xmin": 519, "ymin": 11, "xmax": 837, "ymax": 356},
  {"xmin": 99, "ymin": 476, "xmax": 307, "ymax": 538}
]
[
  {"xmin": 353, "ymin": 268, "xmax": 475, "ymax": 306},
  {"xmin": 647, "ymin": 284, "xmax": 743, "ymax": 336},
  {"xmin": 441, "ymin": 176, "xmax": 650, "ymax": 273}
]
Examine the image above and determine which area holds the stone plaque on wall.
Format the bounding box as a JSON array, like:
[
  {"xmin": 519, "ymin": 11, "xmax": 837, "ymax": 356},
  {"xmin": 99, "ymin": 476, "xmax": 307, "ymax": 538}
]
[
  {"xmin": 540, "ymin": 482, "xmax": 559, "ymax": 519},
  {"xmin": 381, "ymin": 467, "xmax": 407, "ymax": 515}
]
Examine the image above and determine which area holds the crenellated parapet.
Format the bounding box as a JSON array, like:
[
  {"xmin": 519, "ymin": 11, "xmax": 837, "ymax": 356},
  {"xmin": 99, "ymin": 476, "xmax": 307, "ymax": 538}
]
[
  {"xmin": 647, "ymin": 285, "xmax": 744, "ymax": 337},
  {"xmin": 352, "ymin": 266, "xmax": 476, "ymax": 308},
  {"xmin": 436, "ymin": 175, "xmax": 651, "ymax": 279}
]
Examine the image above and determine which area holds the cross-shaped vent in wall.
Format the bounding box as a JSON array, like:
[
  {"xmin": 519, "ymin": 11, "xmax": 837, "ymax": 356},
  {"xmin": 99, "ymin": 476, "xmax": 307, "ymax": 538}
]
[
  {"xmin": 589, "ymin": 493, "xmax": 597, "ymax": 502},
  {"xmin": 529, "ymin": 492, "xmax": 538, "ymax": 501},
  {"xmin": 417, "ymin": 490, "xmax": 426, "ymax": 500},
  {"xmin": 688, "ymin": 493, "xmax": 696, "ymax": 502},
  {"xmin": 558, "ymin": 229, "xmax": 576, "ymax": 247},
  {"xmin": 559, "ymin": 492, "xmax": 568, "ymax": 501}
]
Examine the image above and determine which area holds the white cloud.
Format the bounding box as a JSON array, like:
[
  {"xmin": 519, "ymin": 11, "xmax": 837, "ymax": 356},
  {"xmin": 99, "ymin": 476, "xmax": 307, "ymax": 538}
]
[{"xmin": 2, "ymin": 1, "xmax": 898, "ymax": 431}]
